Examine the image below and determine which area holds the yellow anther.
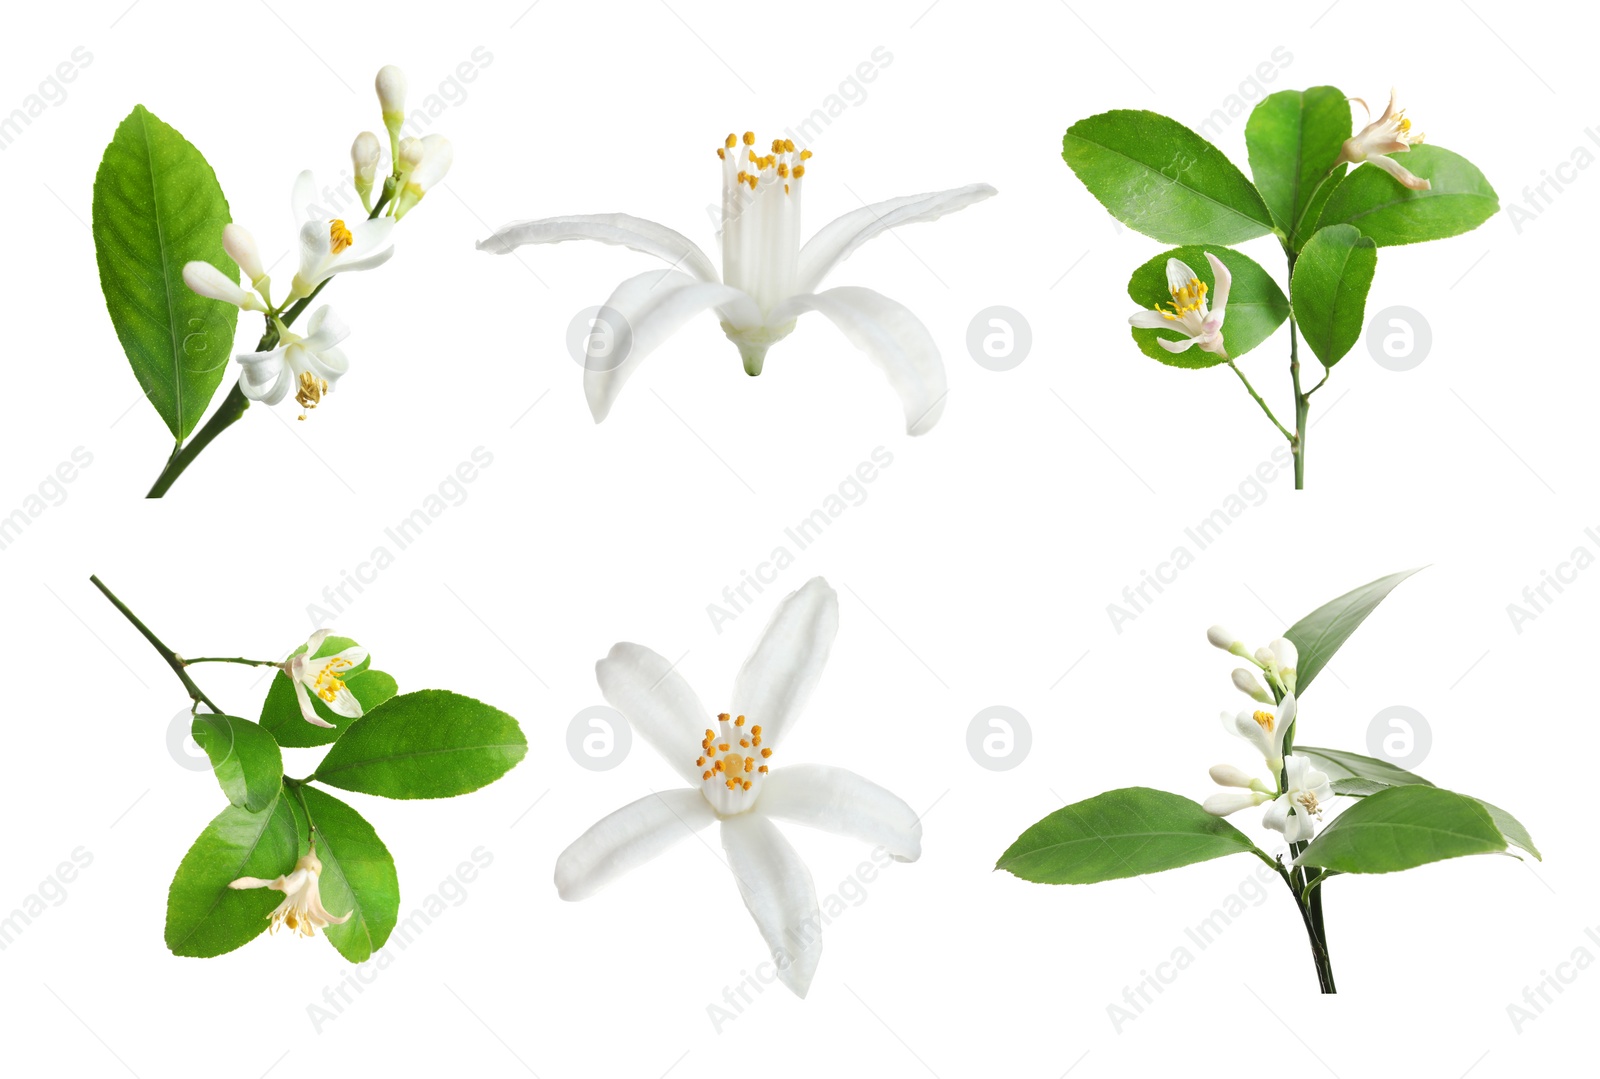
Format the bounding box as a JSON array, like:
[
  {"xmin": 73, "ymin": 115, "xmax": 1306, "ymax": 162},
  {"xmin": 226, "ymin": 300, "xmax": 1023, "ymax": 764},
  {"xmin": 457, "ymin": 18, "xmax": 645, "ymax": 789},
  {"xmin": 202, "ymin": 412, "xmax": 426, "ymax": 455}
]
[
  {"xmin": 1252, "ymin": 709, "xmax": 1275, "ymax": 732},
  {"xmin": 716, "ymin": 147, "xmax": 726, "ymax": 160},
  {"xmin": 758, "ymin": 765, "xmax": 768, "ymax": 774},
  {"xmin": 329, "ymin": 219, "xmax": 354, "ymax": 254},
  {"xmin": 741, "ymin": 780, "xmax": 752, "ymax": 791},
  {"xmin": 735, "ymin": 716, "xmax": 745, "ymax": 726},
  {"xmin": 783, "ymin": 139, "xmax": 795, "ymax": 152},
  {"xmin": 742, "ymin": 131, "xmax": 755, "ymax": 145},
  {"xmin": 791, "ymin": 165, "xmax": 805, "ymax": 179},
  {"xmin": 725, "ymin": 133, "xmax": 737, "ymax": 149},
  {"xmin": 295, "ymin": 371, "xmax": 329, "ymax": 420},
  {"xmin": 760, "ymin": 747, "xmax": 772, "ymax": 758}
]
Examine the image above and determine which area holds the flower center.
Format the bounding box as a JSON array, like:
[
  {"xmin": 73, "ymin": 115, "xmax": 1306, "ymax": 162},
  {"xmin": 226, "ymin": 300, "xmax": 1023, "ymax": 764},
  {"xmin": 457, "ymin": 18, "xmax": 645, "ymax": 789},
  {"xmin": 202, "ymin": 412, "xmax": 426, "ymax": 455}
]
[
  {"xmin": 295, "ymin": 371, "xmax": 329, "ymax": 421},
  {"xmin": 329, "ymin": 219, "xmax": 354, "ymax": 254},
  {"xmin": 313, "ymin": 655, "xmax": 352, "ymax": 702},
  {"xmin": 1294, "ymin": 790, "xmax": 1323, "ymax": 818},
  {"xmin": 717, "ymin": 131, "xmax": 813, "ymax": 312},
  {"xmin": 1159, "ymin": 277, "xmax": 1208, "ymax": 320},
  {"xmin": 1251, "ymin": 709, "xmax": 1275, "ymax": 732},
  {"xmin": 695, "ymin": 712, "xmax": 770, "ymax": 807}
]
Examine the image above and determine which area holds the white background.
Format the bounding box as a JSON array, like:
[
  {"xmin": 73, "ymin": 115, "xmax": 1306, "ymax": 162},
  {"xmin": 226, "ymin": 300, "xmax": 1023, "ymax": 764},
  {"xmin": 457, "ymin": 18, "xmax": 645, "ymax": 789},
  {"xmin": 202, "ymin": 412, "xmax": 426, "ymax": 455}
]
[{"xmin": 1, "ymin": 0, "xmax": 1593, "ymax": 1075}]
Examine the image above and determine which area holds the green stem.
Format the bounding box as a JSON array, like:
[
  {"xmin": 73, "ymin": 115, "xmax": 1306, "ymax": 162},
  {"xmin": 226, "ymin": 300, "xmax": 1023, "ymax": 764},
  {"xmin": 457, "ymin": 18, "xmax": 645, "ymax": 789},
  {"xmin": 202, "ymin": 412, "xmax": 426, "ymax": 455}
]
[
  {"xmin": 1227, "ymin": 361, "xmax": 1293, "ymax": 442},
  {"xmin": 1290, "ymin": 318, "xmax": 1308, "ymax": 490},
  {"xmin": 185, "ymin": 656, "xmax": 278, "ymax": 667},
  {"xmin": 89, "ymin": 575, "xmax": 223, "ymax": 714},
  {"xmin": 1271, "ymin": 856, "xmax": 1336, "ymax": 992},
  {"xmin": 143, "ymin": 185, "xmax": 396, "ymax": 498}
]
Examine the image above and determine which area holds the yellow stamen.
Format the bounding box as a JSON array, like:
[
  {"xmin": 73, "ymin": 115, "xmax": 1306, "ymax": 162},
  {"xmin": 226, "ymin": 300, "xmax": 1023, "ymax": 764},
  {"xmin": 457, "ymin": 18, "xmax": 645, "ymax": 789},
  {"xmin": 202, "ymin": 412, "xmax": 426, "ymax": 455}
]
[
  {"xmin": 328, "ymin": 219, "xmax": 353, "ymax": 254},
  {"xmin": 295, "ymin": 371, "xmax": 329, "ymax": 421},
  {"xmin": 1252, "ymin": 709, "xmax": 1275, "ymax": 732}
]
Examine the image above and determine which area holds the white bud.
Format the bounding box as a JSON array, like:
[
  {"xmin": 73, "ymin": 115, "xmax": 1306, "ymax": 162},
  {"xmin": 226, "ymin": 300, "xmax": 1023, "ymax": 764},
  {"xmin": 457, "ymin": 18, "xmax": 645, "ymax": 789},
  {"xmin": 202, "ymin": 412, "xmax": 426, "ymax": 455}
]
[
  {"xmin": 375, "ymin": 65, "xmax": 407, "ymax": 121},
  {"xmin": 221, "ymin": 224, "xmax": 264, "ymax": 283},
  {"xmin": 1232, "ymin": 668, "xmax": 1272, "ymax": 703},
  {"xmin": 393, "ymin": 135, "xmax": 452, "ymax": 219},
  {"xmin": 352, "ymin": 131, "xmax": 382, "ymax": 211},
  {"xmin": 1208, "ymin": 763, "xmax": 1257, "ymax": 788},
  {"xmin": 398, "ymin": 136, "xmax": 425, "ymax": 170},
  {"xmin": 1202, "ymin": 790, "xmax": 1265, "ymax": 817},
  {"xmin": 182, "ymin": 260, "xmax": 264, "ymax": 312},
  {"xmin": 1206, "ymin": 625, "xmax": 1236, "ymax": 650}
]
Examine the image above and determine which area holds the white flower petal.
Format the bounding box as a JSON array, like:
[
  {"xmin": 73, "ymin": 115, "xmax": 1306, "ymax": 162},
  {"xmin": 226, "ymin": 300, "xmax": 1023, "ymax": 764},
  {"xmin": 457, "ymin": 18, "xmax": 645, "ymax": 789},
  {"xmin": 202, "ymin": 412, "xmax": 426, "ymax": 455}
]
[
  {"xmin": 1262, "ymin": 796, "xmax": 1292, "ymax": 834},
  {"xmin": 1128, "ymin": 309, "xmax": 1173, "ymax": 330},
  {"xmin": 580, "ymin": 269, "xmax": 760, "ymax": 424},
  {"xmin": 476, "ymin": 213, "xmax": 722, "ymax": 284},
  {"xmin": 720, "ymin": 813, "xmax": 822, "ymax": 998},
  {"xmin": 1204, "ymin": 251, "xmax": 1233, "ymax": 320},
  {"xmin": 237, "ymin": 348, "xmax": 291, "ymax": 404},
  {"xmin": 794, "ymin": 184, "xmax": 996, "ymax": 295},
  {"xmin": 769, "ymin": 286, "xmax": 948, "ymax": 436},
  {"xmin": 554, "ymin": 789, "xmax": 716, "ymax": 901},
  {"xmin": 596, "ymin": 642, "xmax": 714, "ymax": 785},
  {"xmin": 729, "ymin": 577, "xmax": 838, "ymax": 752},
  {"xmin": 1164, "ymin": 258, "xmax": 1199, "ymax": 296},
  {"xmin": 300, "ymin": 305, "xmax": 351, "ymax": 352},
  {"xmin": 756, "ymin": 763, "xmax": 922, "ymax": 861},
  {"xmin": 1157, "ymin": 335, "xmax": 1201, "ymax": 353},
  {"xmin": 291, "ymin": 170, "xmax": 318, "ymax": 222},
  {"xmin": 291, "ymin": 680, "xmax": 337, "ymax": 728}
]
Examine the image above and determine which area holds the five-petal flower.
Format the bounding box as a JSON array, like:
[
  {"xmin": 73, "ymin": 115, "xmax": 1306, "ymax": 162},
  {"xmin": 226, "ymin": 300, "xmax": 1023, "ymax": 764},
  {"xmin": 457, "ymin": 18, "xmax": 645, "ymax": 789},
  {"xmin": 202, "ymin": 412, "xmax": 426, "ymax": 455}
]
[
  {"xmin": 235, "ymin": 305, "xmax": 352, "ymax": 419},
  {"xmin": 1263, "ymin": 754, "xmax": 1335, "ymax": 843},
  {"xmin": 553, "ymin": 577, "xmax": 922, "ymax": 998},
  {"xmin": 1128, "ymin": 253, "xmax": 1232, "ymax": 359},
  {"xmin": 478, "ymin": 132, "xmax": 995, "ymax": 434},
  {"xmin": 278, "ymin": 628, "xmax": 368, "ymax": 728},
  {"xmin": 229, "ymin": 846, "xmax": 351, "ymax": 937},
  {"xmin": 1339, "ymin": 89, "xmax": 1429, "ymax": 191}
]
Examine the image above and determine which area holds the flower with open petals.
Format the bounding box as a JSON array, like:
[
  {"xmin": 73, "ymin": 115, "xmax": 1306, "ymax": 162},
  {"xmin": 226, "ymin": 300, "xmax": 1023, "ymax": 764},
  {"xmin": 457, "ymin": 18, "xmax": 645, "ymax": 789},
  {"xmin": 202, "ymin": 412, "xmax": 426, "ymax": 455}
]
[
  {"xmin": 1221, "ymin": 693, "xmax": 1295, "ymax": 775},
  {"xmin": 1129, "ymin": 253, "xmax": 1232, "ymax": 359},
  {"xmin": 554, "ymin": 577, "xmax": 922, "ymax": 998},
  {"xmin": 1339, "ymin": 89, "xmax": 1429, "ymax": 191},
  {"xmin": 277, "ymin": 628, "xmax": 368, "ymax": 727},
  {"xmin": 478, "ymin": 132, "xmax": 995, "ymax": 434},
  {"xmin": 287, "ymin": 171, "xmax": 395, "ymax": 302},
  {"xmin": 235, "ymin": 306, "xmax": 351, "ymax": 420},
  {"xmin": 230, "ymin": 847, "xmax": 351, "ymax": 937},
  {"xmin": 1263, "ymin": 754, "xmax": 1335, "ymax": 842}
]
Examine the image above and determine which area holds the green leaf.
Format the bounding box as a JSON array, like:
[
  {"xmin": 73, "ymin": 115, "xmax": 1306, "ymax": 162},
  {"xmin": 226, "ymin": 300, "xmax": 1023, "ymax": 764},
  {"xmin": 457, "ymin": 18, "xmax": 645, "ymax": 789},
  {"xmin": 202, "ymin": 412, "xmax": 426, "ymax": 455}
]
[
  {"xmin": 260, "ymin": 667, "xmax": 398, "ymax": 748},
  {"xmin": 1315, "ymin": 144, "xmax": 1498, "ymax": 247},
  {"xmin": 312, "ymin": 689, "xmax": 527, "ymax": 799},
  {"xmin": 997, "ymin": 787, "xmax": 1265, "ymax": 884},
  {"xmin": 191, "ymin": 714, "xmax": 284, "ymax": 812},
  {"xmin": 1126, "ymin": 245, "xmax": 1289, "ymax": 368},
  {"xmin": 1330, "ymin": 777, "xmax": 1393, "ymax": 797},
  {"xmin": 92, "ymin": 105, "xmax": 238, "ymax": 441},
  {"xmin": 1290, "ymin": 224, "xmax": 1376, "ymax": 368},
  {"xmin": 1294, "ymin": 785, "xmax": 1507, "ymax": 873},
  {"xmin": 165, "ymin": 793, "xmax": 299, "ymax": 957},
  {"xmin": 1296, "ymin": 746, "xmax": 1434, "ymax": 789},
  {"xmin": 1473, "ymin": 798, "xmax": 1541, "ymax": 860},
  {"xmin": 1283, "ymin": 568, "xmax": 1420, "ymax": 694},
  {"xmin": 298, "ymin": 786, "xmax": 400, "ymax": 963},
  {"xmin": 1063, "ymin": 110, "xmax": 1275, "ymax": 245},
  {"xmin": 1244, "ymin": 86, "xmax": 1351, "ymax": 248}
]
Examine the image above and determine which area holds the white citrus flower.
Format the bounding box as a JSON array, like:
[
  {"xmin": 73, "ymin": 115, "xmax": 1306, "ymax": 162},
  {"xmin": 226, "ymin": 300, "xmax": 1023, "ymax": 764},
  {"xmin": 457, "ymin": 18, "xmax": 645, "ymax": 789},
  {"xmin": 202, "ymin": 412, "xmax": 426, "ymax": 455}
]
[
  {"xmin": 287, "ymin": 171, "xmax": 395, "ymax": 302},
  {"xmin": 1263, "ymin": 754, "xmax": 1335, "ymax": 843},
  {"xmin": 478, "ymin": 132, "xmax": 995, "ymax": 434},
  {"xmin": 230, "ymin": 847, "xmax": 351, "ymax": 937},
  {"xmin": 235, "ymin": 306, "xmax": 351, "ymax": 420},
  {"xmin": 1128, "ymin": 253, "xmax": 1232, "ymax": 359},
  {"xmin": 554, "ymin": 577, "xmax": 922, "ymax": 998},
  {"xmin": 1339, "ymin": 89, "xmax": 1429, "ymax": 191},
  {"xmin": 1221, "ymin": 693, "xmax": 1295, "ymax": 775},
  {"xmin": 1255, "ymin": 637, "xmax": 1299, "ymax": 695},
  {"xmin": 277, "ymin": 628, "xmax": 368, "ymax": 727}
]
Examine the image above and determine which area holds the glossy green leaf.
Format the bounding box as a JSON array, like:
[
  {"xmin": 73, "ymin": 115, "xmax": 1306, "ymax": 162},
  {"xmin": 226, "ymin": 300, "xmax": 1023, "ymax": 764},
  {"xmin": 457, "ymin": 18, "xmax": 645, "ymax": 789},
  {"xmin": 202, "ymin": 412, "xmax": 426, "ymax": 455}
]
[
  {"xmin": 1126, "ymin": 245, "xmax": 1288, "ymax": 368},
  {"xmin": 1283, "ymin": 568, "xmax": 1420, "ymax": 694},
  {"xmin": 1298, "ymin": 746, "xmax": 1434, "ymax": 790},
  {"xmin": 191, "ymin": 714, "xmax": 284, "ymax": 812},
  {"xmin": 92, "ymin": 105, "xmax": 237, "ymax": 440},
  {"xmin": 312, "ymin": 690, "xmax": 527, "ymax": 799},
  {"xmin": 997, "ymin": 787, "xmax": 1265, "ymax": 884},
  {"xmin": 1315, "ymin": 144, "xmax": 1498, "ymax": 246},
  {"xmin": 1474, "ymin": 799, "xmax": 1541, "ymax": 860},
  {"xmin": 260, "ymin": 667, "xmax": 398, "ymax": 748},
  {"xmin": 1063, "ymin": 110, "xmax": 1275, "ymax": 245},
  {"xmin": 299, "ymin": 786, "xmax": 399, "ymax": 963},
  {"xmin": 1291, "ymin": 224, "xmax": 1376, "ymax": 368},
  {"xmin": 165, "ymin": 793, "xmax": 299, "ymax": 957},
  {"xmin": 1294, "ymin": 785, "xmax": 1507, "ymax": 873},
  {"xmin": 1330, "ymin": 777, "xmax": 1393, "ymax": 797},
  {"xmin": 1244, "ymin": 87, "xmax": 1351, "ymax": 248}
]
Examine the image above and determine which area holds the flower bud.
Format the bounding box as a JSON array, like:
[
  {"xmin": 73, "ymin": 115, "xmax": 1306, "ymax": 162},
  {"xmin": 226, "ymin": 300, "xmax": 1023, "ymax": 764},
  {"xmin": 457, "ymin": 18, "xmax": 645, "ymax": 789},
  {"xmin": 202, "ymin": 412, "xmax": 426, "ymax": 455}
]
[
  {"xmin": 1206, "ymin": 625, "xmax": 1236, "ymax": 650},
  {"xmin": 376, "ymin": 65, "xmax": 407, "ymax": 122},
  {"xmin": 393, "ymin": 135, "xmax": 453, "ymax": 219},
  {"xmin": 1232, "ymin": 668, "xmax": 1272, "ymax": 703},
  {"xmin": 1209, "ymin": 763, "xmax": 1255, "ymax": 788},
  {"xmin": 351, "ymin": 131, "xmax": 382, "ymax": 211},
  {"xmin": 221, "ymin": 224, "xmax": 270, "ymax": 308},
  {"xmin": 1202, "ymin": 790, "xmax": 1266, "ymax": 817},
  {"xmin": 183, "ymin": 260, "xmax": 265, "ymax": 312}
]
